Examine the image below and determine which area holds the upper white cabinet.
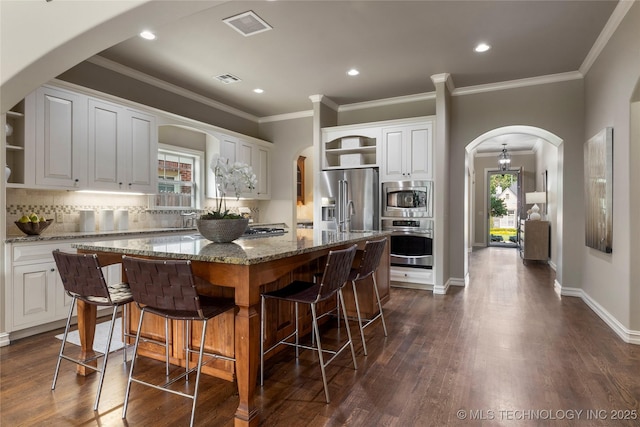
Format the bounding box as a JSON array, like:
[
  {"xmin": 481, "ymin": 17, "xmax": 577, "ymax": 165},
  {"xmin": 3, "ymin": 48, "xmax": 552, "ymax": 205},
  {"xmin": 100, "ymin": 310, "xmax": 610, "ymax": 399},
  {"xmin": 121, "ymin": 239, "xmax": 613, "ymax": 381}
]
[
  {"xmin": 238, "ymin": 139, "xmax": 271, "ymax": 199},
  {"xmin": 321, "ymin": 124, "xmax": 381, "ymax": 170},
  {"xmin": 381, "ymin": 121, "xmax": 433, "ymax": 181},
  {"xmin": 35, "ymin": 86, "xmax": 87, "ymax": 189},
  {"xmin": 88, "ymin": 98, "xmax": 157, "ymax": 193},
  {"xmin": 205, "ymin": 133, "xmax": 271, "ymax": 200}
]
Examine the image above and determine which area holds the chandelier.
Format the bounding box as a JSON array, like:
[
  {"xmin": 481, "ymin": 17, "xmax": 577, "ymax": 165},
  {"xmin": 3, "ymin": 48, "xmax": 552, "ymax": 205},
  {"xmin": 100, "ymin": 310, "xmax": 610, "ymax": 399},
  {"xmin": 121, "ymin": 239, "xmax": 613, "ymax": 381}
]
[{"xmin": 498, "ymin": 144, "xmax": 511, "ymax": 171}]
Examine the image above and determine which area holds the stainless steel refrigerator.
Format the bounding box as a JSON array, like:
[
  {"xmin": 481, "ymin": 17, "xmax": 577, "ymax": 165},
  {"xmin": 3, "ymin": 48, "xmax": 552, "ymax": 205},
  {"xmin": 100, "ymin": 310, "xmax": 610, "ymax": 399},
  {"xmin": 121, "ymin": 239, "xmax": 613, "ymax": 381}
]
[{"xmin": 319, "ymin": 168, "xmax": 379, "ymax": 231}]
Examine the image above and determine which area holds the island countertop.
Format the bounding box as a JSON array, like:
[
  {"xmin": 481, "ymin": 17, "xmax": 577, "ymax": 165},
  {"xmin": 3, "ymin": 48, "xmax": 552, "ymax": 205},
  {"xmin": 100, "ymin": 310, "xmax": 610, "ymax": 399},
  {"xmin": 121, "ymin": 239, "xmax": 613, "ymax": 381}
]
[{"xmin": 72, "ymin": 228, "xmax": 391, "ymax": 265}]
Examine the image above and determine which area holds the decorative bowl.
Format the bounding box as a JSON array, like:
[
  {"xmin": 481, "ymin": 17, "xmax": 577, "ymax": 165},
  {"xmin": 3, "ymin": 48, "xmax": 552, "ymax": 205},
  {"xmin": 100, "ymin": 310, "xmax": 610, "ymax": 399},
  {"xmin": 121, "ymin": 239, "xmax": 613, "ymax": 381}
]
[
  {"xmin": 196, "ymin": 218, "xmax": 249, "ymax": 243},
  {"xmin": 15, "ymin": 219, "xmax": 54, "ymax": 236}
]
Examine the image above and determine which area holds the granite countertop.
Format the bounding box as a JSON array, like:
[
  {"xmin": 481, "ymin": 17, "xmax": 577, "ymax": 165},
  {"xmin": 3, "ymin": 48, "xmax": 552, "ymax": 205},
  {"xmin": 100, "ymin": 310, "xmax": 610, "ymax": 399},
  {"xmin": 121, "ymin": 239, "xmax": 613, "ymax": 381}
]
[
  {"xmin": 72, "ymin": 229, "xmax": 391, "ymax": 265},
  {"xmin": 4, "ymin": 227, "xmax": 198, "ymax": 244},
  {"xmin": 4, "ymin": 223, "xmax": 287, "ymax": 244}
]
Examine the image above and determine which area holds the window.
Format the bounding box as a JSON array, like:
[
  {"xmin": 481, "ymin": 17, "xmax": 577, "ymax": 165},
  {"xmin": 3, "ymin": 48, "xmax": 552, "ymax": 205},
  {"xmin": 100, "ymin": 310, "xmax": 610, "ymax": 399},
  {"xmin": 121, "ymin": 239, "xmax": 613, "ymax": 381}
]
[{"xmin": 155, "ymin": 145, "xmax": 203, "ymax": 209}]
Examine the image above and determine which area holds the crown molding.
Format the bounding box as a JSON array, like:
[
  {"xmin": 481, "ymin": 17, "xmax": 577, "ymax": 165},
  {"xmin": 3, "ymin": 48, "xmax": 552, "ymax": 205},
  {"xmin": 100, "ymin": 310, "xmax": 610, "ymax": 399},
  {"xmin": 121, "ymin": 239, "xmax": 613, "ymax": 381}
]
[
  {"xmin": 452, "ymin": 71, "xmax": 583, "ymax": 97},
  {"xmin": 580, "ymin": 0, "xmax": 635, "ymax": 76},
  {"xmin": 259, "ymin": 110, "xmax": 313, "ymax": 123},
  {"xmin": 338, "ymin": 91, "xmax": 436, "ymax": 112},
  {"xmin": 87, "ymin": 55, "xmax": 259, "ymax": 123}
]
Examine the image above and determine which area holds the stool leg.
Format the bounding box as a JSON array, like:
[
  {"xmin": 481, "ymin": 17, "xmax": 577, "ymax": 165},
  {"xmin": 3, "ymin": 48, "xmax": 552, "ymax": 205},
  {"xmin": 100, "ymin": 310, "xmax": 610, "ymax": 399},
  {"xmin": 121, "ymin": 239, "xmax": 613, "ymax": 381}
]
[
  {"xmin": 260, "ymin": 296, "xmax": 266, "ymax": 386},
  {"xmin": 189, "ymin": 320, "xmax": 208, "ymax": 427},
  {"xmin": 123, "ymin": 307, "xmax": 145, "ymax": 419},
  {"xmin": 294, "ymin": 302, "xmax": 299, "ymax": 359},
  {"xmin": 52, "ymin": 296, "xmax": 77, "ymax": 390},
  {"xmin": 310, "ymin": 303, "xmax": 330, "ymax": 403},
  {"xmin": 185, "ymin": 320, "xmax": 191, "ymax": 382},
  {"xmin": 165, "ymin": 317, "xmax": 170, "ymax": 376},
  {"xmin": 339, "ymin": 288, "xmax": 358, "ymax": 370},
  {"xmin": 372, "ymin": 275, "xmax": 388, "ymax": 336},
  {"xmin": 93, "ymin": 305, "xmax": 118, "ymax": 411},
  {"xmin": 351, "ymin": 279, "xmax": 368, "ymax": 355}
]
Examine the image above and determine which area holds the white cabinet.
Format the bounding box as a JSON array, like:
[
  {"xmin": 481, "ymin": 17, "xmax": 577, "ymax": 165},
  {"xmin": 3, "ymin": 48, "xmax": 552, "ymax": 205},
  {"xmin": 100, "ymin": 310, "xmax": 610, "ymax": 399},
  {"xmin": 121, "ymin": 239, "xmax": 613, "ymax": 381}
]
[
  {"xmin": 238, "ymin": 139, "xmax": 271, "ymax": 199},
  {"xmin": 4, "ymin": 95, "xmax": 34, "ymax": 187},
  {"xmin": 6, "ymin": 242, "xmax": 74, "ymax": 332},
  {"xmin": 206, "ymin": 133, "xmax": 271, "ymax": 200},
  {"xmin": 11, "ymin": 261, "xmax": 59, "ymax": 329},
  {"xmin": 381, "ymin": 121, "xmax": 433, "ymax": 181},
  {"xmin": 88, "ymin": 98, "xmax": 157, "ymax": 193},
  {"xmin": 321, "ymin": 125, "xmax": 381, "ymax": 170},
  {"xmin": 35, "ymin": 86, "xmax": 87, "ymax": 189}
]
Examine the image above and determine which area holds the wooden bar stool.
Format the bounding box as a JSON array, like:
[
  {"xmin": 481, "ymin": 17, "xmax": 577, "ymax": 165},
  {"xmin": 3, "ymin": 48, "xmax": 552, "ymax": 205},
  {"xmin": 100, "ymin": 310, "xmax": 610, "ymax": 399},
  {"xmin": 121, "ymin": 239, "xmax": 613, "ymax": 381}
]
[
  {"xmin": 51, "ymin": 250, "xmax": 134, "ymax": 411},
  {"xmin": 121, "ymin": 256, "xmax": 236, "ymax": 427},
  {"xmin": 260, "ymin": 244, "xmax": 358, "ymax": 403},
  {"xmin": 348, "ymin": 238, "xmax": 388, "ymax": 355}
]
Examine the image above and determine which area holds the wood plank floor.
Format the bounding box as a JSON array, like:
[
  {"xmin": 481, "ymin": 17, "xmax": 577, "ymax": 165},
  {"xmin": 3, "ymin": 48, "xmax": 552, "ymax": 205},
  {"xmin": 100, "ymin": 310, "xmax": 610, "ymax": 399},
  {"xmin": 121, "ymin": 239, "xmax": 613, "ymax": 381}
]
[{"xmin": 2, "ymin": 246, "xmax": 640, "ymax": 426}]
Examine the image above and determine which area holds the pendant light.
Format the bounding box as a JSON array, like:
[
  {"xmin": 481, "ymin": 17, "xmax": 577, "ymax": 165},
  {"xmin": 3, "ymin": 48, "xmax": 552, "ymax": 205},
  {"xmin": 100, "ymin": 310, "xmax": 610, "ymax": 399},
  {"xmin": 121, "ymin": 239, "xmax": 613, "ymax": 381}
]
[{"xmin": 498, "ymin": 144, "xmax": 511, "ymax": 171}]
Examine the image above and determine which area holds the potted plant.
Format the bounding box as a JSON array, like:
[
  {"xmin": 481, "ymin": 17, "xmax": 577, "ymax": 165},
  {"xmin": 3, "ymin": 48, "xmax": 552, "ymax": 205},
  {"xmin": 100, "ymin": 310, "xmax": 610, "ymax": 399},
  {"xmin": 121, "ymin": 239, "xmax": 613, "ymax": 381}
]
[{"xmin": 197, "ymin": 154, "xmax": 257, "ymax": 242}]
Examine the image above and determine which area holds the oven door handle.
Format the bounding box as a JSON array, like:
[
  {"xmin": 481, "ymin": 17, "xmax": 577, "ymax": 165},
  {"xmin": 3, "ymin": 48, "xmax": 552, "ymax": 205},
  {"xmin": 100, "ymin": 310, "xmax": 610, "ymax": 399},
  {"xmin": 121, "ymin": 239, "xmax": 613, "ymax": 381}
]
[{"xmin": 390, "ymin": 254, "xmax": 433, "ymax": 259}]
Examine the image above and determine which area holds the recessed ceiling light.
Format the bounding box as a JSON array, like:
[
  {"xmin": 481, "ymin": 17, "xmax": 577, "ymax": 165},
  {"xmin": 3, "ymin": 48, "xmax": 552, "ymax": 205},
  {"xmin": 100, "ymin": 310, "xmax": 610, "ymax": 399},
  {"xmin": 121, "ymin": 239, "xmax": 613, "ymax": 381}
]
[
  {"xmin": 253, "ymin": 88, "xmax": 264, "ymax": 94},
  {"xmin": 474, "ymin": 42, "xmax": 491, "ymax": 53},
  {"xmin": 139, "ymin": 30, "xmax": 156, "ymax": 40},
  {"xmin": 347, "ymin": 69, "xmax": 360, "ymax": 76}
]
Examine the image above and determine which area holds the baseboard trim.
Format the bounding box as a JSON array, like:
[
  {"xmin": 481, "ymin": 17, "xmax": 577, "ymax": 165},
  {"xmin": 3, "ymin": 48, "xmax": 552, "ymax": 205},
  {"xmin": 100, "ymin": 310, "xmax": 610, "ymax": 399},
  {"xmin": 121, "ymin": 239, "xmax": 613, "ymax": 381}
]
[
  {"xmin": 0, "ymin": 332, "xmax": 10, "ymax": 347},
  {"xmin": 556, "ymin": 282, "xmax": 640, "ymax": 344}
]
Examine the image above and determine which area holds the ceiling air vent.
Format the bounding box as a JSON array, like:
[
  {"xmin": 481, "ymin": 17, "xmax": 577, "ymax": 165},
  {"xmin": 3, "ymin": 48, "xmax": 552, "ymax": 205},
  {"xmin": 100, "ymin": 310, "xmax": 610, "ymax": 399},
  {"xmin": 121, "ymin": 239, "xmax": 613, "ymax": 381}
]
[
  {"xmin": 223, "ymin": 11, "xmax": 272, "ymax": 37},
  {"xmin": 215, "ymin": 74, "xmax": 242, "ymax": 84}
]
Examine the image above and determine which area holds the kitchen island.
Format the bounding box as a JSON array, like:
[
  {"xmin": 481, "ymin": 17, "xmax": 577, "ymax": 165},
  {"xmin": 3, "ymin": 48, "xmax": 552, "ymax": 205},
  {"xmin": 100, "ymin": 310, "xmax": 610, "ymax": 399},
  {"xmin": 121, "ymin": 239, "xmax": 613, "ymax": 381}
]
[{"xmin": 74, "ymin": 228, "xmax": 390, "ymax": 427}]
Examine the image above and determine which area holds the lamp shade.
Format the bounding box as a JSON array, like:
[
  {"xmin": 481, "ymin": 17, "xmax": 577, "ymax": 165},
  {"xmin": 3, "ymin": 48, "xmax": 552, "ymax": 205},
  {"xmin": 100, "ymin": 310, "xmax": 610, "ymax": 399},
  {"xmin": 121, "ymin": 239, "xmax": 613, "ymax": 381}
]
[{"xmin": 525, "ymin": 191, "xmax": 546, "ymax": 204}]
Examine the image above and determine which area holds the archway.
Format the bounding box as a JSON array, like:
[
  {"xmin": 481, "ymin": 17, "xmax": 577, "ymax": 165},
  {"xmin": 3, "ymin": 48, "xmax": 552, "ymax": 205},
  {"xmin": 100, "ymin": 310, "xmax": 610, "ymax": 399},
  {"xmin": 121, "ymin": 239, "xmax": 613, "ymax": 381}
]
[{"xmin": 465, "ymin": 125, "xmax": 563, "ymax": 276}]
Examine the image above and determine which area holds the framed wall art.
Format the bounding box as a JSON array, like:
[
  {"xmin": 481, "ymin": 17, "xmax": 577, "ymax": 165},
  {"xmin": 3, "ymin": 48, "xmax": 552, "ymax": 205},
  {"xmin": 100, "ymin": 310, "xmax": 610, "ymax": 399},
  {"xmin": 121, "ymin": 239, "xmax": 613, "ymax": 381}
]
[{"xmin": 584, "ymin": 127, "xmax": 613, "ymax": 253}]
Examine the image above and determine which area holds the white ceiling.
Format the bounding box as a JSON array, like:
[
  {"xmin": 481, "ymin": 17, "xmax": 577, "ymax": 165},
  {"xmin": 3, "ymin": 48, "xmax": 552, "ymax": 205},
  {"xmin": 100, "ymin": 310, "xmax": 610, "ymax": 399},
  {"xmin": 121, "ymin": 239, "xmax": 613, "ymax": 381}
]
[{"xmin": 89, "ymin": 0, "xmax": 618, "ymax": 152}]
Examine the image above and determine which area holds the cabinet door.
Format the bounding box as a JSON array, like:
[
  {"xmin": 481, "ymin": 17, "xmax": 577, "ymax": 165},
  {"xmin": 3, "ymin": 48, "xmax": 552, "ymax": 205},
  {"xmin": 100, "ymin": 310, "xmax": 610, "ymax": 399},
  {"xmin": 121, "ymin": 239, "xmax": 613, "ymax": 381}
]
[
  {"xmin": 35, "ymin": 86, "xmax": 87, "ymax": 188},
  {"xmin": 255, "ymin": 145, "xmax": 270, "ymax": 199},
  {"xmin": 382, "ymin": 127, "xmax": 406, "ymax": 180},
  {"xmin": 126, "ymin": 109, "xmax": 157, "ymax": 193},
  {"xmin": 407, "ymin": 123, "xmax": 433, "ymax": 180},
  {"xmin": 12, "ymin": 262, "xmax": 58, "ymax": 329},
  {"xmin": 88, "ymin": 98, "xmax": 125, "ymax": 190}
]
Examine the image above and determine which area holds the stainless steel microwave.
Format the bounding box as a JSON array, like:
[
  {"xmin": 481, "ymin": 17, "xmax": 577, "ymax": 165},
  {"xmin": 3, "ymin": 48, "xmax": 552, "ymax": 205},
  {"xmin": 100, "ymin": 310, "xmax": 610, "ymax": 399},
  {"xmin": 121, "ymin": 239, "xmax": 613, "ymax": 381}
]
[{"xmin": 382, "ymin": 180, "xmax": 433, "ymax": 218}]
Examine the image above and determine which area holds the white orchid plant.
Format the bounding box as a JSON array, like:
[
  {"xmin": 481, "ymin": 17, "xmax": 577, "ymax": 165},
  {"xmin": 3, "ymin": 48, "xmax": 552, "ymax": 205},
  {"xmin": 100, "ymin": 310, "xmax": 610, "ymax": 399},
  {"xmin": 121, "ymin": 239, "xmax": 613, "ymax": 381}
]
[{"xmin": 202, "ymin": 154, "xmax": 257, "ymax": 219}]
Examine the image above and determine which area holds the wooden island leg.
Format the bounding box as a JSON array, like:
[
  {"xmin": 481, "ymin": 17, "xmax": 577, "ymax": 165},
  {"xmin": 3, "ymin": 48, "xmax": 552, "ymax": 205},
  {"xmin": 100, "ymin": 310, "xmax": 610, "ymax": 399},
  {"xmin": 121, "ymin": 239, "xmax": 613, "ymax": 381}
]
[
  {"xmin": 234, "ymin": 303, "xmax": 260, "ymax": 427},
  {"xmin": 76, "ymin": 300, "xmax": 98, "ymax": 375}
]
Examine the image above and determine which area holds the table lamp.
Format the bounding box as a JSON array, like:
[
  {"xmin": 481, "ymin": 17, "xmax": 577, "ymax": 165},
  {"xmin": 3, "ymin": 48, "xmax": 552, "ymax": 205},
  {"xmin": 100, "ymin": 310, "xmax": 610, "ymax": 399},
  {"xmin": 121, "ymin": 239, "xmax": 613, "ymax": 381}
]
[{"xmin": 526, "ymin": 191, "xmax": 546, "ymax": 220}]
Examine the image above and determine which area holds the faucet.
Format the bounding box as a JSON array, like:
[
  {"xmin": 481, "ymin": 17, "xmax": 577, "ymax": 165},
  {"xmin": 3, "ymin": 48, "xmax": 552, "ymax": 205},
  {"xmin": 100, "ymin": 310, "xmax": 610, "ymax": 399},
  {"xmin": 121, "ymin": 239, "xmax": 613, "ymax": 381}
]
[
  {"xmin": 181, "ymin": 211, "xmax": 196, "ymax": 228},
  {"xmin": 345, "ymin": 200, "xmax": 355, "ymax": 232}
]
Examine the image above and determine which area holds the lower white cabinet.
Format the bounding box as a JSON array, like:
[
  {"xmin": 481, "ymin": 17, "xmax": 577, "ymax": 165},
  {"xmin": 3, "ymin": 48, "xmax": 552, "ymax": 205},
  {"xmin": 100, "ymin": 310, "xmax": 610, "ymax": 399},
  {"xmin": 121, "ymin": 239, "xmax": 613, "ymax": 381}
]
[
  {"xmin": 8, "ymin": 241, "xmax": 74, "ymax": 332},
  {"xmin": 390, "ymin": 266, "xmax": 434, "ymax": 287},
  {"xmin": 12, "ymin": 261, "xmax": 60, "ymax": 329}
]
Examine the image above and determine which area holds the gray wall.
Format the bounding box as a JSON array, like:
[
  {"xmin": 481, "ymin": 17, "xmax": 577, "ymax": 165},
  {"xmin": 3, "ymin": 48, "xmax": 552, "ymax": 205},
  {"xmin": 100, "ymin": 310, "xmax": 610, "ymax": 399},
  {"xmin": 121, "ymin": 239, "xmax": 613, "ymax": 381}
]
[
  {"xmin": 450, "ymin": 79, "xmax": 585, "ymax": 288},
  {"xmin": 583, "ymin": 3, "xmax": 640, "ymax": 329},
  {"xmin": 58, "ymin": 62, "xmax": 260, "ymax": 138},
  {"xmin": 258, "ymin": 116, "xmax": 313, "ymax": 228}
]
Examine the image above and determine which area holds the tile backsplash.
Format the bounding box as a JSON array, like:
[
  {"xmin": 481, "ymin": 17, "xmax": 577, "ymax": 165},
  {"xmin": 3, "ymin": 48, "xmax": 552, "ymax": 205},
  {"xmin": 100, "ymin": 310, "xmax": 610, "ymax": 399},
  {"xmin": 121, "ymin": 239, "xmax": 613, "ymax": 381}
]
[{"xmin": 5, "ymin": 188, "xmax": 259, "ymax": 235}]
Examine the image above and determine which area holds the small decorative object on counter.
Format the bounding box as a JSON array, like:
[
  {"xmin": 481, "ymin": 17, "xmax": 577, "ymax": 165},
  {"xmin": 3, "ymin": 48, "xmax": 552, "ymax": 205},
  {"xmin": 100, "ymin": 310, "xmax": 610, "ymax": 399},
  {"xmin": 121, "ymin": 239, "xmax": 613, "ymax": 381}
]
[
  {"xmin": 197, "ymin": 154, "xmax": 256, "ymax": 242},
  {"xmin": 15, "ymin": 213, "xmax": 53, "ymax": 235},
  {"xmin": 196, "ymin": 217, "xmax": 249, "ymax": 243}
]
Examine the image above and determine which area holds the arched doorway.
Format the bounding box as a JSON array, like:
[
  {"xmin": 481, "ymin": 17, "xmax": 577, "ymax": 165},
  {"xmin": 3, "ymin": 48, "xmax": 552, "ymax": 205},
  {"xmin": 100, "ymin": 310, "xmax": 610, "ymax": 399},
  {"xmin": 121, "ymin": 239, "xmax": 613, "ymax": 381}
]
[{"xmin": 465, "ymin": 126, "xmax": 563, "ymax": 273}]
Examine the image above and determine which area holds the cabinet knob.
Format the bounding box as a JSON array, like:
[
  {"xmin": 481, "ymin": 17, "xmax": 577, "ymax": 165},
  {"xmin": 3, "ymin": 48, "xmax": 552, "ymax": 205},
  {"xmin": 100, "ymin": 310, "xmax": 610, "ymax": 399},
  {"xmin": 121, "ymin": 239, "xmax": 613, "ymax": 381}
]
[
  {"xmin": 119, "ymin": 182, "xmax": 123, "ymax": 186},
  {"xmin": 74, "ymin": 178, "xmax": 79, "ymax": 183},
  {"xmin": 50, "ymin": 268, "xmax": 55, "ymax": 272}
]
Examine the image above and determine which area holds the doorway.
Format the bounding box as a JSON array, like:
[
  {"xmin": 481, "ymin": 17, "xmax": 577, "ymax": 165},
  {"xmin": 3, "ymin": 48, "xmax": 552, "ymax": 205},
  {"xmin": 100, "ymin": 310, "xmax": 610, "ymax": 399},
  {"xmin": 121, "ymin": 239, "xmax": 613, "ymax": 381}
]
[{"xmin": 487, "ymin": 170, "xmax": 520, "ymax": 247}]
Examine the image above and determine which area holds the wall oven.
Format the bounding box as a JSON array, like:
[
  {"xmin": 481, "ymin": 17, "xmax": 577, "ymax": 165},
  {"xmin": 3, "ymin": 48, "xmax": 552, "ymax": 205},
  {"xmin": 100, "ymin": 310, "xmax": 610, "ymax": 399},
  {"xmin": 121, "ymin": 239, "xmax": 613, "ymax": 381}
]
[
  {"xmin": 382, "ymin": 180, "xmax": 433, "ymax": 218},
  {"xmin": 382, "ymin": 218, "xmax": 433, "ymax": 269}
]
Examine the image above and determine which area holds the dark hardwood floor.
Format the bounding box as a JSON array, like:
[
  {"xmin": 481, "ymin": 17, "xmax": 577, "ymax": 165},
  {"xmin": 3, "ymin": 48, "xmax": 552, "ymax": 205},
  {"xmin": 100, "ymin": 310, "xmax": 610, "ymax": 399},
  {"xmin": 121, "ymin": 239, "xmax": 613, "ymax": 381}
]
[{"xmin": 2, "ymin": 247, "xmax": 640, "ymax": 426}]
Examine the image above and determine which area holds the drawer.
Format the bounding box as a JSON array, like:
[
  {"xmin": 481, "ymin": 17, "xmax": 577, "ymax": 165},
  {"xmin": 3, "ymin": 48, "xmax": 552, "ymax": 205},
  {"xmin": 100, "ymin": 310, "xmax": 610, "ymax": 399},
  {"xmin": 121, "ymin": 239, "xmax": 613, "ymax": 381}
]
[
  {"xmin": 12, "ymin": 242, "xmax": 75, "ymax": 264},
  {"xmin": 390, "ymin": 266, "xmax": 434, "ymax": 285}
]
